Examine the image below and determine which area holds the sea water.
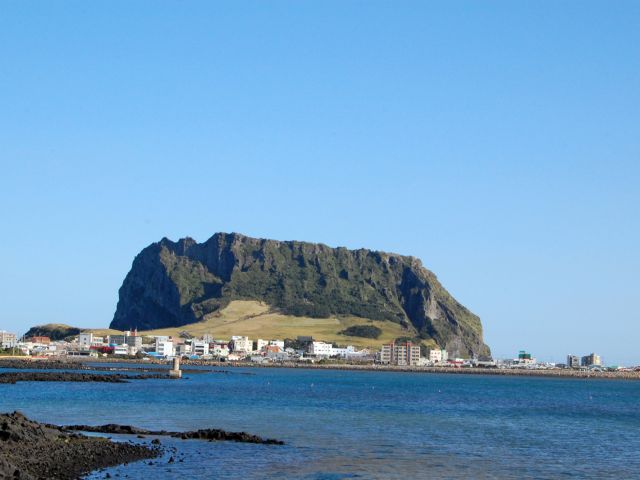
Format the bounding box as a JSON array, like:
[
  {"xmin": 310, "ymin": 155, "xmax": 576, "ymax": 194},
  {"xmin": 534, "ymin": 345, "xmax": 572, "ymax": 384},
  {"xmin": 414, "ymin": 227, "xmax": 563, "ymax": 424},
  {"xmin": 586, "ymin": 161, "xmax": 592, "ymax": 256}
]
[{"xmin": 1, "ymin": 365, "xmax": 639, "ymax": 479}]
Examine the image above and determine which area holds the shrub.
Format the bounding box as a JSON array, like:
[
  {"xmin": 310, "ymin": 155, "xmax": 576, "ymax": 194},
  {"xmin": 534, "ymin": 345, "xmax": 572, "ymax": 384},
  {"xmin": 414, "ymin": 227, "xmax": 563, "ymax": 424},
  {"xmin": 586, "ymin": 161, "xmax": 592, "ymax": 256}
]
[{"xmin": 339, "ymin": 325, "xmax": 382, "ymax": 339}]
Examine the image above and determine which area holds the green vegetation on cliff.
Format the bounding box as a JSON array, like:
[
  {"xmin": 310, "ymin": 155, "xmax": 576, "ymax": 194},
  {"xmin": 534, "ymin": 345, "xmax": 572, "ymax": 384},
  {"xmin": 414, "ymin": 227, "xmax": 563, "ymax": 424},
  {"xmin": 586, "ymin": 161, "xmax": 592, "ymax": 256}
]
[
  {"xmin": 339, "ymin": 325, "xmax": 383, "ymax": 339},
  {"xmin": 111, "ymin": 233, "xmax": 490, "ymax": 358}
]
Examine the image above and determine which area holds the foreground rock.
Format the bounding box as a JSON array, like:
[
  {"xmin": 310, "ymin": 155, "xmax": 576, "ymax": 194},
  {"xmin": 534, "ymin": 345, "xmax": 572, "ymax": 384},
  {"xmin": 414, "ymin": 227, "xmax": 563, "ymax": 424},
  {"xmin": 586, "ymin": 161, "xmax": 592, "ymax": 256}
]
[
  {"xmin": 62, "ymin": 424, "xmax": 285, "ymax": 445},
  {"xmin": 0, "ymin": 412, "xmax": 160, "ymax": 480},
  {"xmin": 0, "ymin": 372, "xmax": 167, "ymax": 384}
]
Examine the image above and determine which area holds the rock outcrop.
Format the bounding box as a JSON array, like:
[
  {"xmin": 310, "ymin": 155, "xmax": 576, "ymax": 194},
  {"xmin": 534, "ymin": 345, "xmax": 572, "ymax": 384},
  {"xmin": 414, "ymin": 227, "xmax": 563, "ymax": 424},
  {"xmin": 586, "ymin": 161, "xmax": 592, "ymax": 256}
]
[
  {"xmin": 111, "ymin": 233, "xmax": 490, "ymax": 358},
  {"xmin": 0, "ymin": 411, "xmax": 159, "ymax": 480}
]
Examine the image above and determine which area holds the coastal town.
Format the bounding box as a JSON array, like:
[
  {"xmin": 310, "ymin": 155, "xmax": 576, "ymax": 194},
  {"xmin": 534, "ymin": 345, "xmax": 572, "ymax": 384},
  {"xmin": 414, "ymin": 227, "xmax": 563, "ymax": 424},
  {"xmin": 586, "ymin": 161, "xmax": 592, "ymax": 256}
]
[{"xmin": 1, "ymin": 328, "xmax": 636, "ymax": 372}]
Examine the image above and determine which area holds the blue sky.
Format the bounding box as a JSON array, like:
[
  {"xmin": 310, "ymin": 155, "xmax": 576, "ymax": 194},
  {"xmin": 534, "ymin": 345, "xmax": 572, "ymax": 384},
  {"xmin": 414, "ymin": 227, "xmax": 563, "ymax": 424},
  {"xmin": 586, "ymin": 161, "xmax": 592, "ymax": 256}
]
[{"xmin": 1, "ymin": 1, "xmax": 638, "ymax": 364}]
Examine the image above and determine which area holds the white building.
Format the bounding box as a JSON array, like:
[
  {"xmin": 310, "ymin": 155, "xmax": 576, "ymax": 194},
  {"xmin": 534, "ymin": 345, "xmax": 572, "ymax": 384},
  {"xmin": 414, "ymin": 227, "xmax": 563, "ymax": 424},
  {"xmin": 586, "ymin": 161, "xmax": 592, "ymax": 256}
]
[
  {"xmin": 192, "ymin": 341, "xmax": 209, "ymax": 356},
  {"xmin": 175, "ymin": 343, "xmax": 191, "ymax": 356},
  {"xmin": 78, "ymin": 333, "xmax": 93, "ymax": 349},
  {"xmin": 309, "ymin": 341, "xmax": 334, "ymax": 357},
  {"xmin": 156, "ymin": 340, "xmax": 175, "ymax": 358},
  {"xmin": 0, "ymin": 331, "xmax": 17, "ymax": 349},
  {"xmin": 429, "ymin": 349, "xmax": 448, "ymax": 364},
  {"xmin": 211, "ymin": 343, "xmax": 229, "ymax": 358},
  {"xmin": 231, "ymin": 336, "xmax": 253, "ymax": 354},
  {"xmin": 331, "ymin": 345, "xmax": 356, "ymax": 357},
  {"xmin": 256, "ymin": 339, "xmax": 269, "ymax": 351},
  {"xmin": 113, "ymin": 345, "xmax": 129, "ymax": 356},
  {"xmin": 269, "ymin": 340, "xmax": 285, "ymax": 350}
]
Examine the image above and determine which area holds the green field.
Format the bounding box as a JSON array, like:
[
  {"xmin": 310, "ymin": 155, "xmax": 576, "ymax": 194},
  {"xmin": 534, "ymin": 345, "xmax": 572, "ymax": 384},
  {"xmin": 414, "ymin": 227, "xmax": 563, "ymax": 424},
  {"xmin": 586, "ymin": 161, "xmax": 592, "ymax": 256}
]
[{"xmin": 89, "ymin": 301, "xmax": 428, "ymax": 349}]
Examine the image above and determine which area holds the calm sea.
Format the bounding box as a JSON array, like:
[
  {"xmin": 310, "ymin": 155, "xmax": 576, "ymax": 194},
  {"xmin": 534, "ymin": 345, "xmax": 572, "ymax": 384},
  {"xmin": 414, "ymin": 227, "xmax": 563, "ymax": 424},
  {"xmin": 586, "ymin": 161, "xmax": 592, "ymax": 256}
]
[{"xmin": 1, "ymin": 365, "xmax": 639, "ymax": 479}]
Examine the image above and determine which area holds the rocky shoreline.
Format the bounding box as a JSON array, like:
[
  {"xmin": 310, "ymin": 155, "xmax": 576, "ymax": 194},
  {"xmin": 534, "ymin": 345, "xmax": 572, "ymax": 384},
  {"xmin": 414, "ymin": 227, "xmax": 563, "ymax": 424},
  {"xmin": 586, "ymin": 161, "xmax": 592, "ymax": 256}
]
[
  {"xmin": 0, "ymin": 371, "xmax": 169, "ymax": 384},
  {"xmin": 0, "ymin": 412, "xmax": 161, "ymax": 480},
  {"xmin": 0, "ymin": 359, "xmax": 221, "ymax": 376},
  {"xmin": 3, "ymin": 357, "xmax": 638, "ymax": 381},
  {"xmin": 61, "ymin": 424, "xmax": 284, "ymax": 445},
  {"xmin": 182, "ymin": 360, "xmax": 640, "ymax": 380},
  {"xmin": 0, "ymin": 413, "xmax": 285, "ymax": 480}
]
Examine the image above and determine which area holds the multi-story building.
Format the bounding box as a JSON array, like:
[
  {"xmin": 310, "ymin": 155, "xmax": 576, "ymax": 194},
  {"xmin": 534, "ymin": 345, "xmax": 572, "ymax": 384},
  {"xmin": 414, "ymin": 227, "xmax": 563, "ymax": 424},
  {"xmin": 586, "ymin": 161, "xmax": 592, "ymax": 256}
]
[
  {"xmin": 126, "ymin": 335, "xmax": 143, "ymax": 351},
  {"xmin": 29, "ymin": 336, "xmax": 51, "ymax": 345},
  {"xmin": 156, "ymin": 340, "xmax": 175, "ymax": 358},
  {"xmin": 567, "ymin": 355, "xmax": 580, "ymax": 368},
  {"xmin": 231, "ymin": 336, "xmax": 253, "ymax": 354},
  {"xmin": 429, "ymin": 348, "xmax": 448, "ymax": 364},
  {"xmin": 256, "ymin": 339, "xmax": 269, "ymax": 352},
  {"xmin": 379, "ymin": 342, "xmax": 421, "ymax": 366},
  {"xmin": 113, "ymin": 345, "xmax": 129, "ymax": 356},
  {"xmin": 175, "ymin": 343, "xmax": 191, "ymax": 356},
  {"xmin": 331, "ymin": 345, "xmax": 356, "ymax": 357},
  {"xmin": 269, "ymin": 340, "xmax": 285, "ymax": 350},
  {"xmin": 379, "ymin": 344, "xmax": 393, "ymax": 364},
  {"xmin": 78, "ymin": 333, "xmax": 93, "ymax": 349},
  {"xmin": 211, "ymin": 342, "xmax": 229, "ymax": 358},
  {"xmin": 192, "ymin": 341, "xmax": 209, "ymax": 356},
  {"xmin": 515, "ymin": 350, "xmax": 536, "ymax": 365},
  {"xmin": 107, "ymin": 330, "xmax": 141, "ymax": 350},
  {"xmin": 395, "ymin": 342, "xmax": 421, "ymax": 366},
  {"xmin": 581, "ymin": 353, "xmax": 602, "ymax": 367},
  {"xmin": 108, "ymin": 335, "xmax": 126, "ymax": 346},
  {"xmin": 308, "ymin": 341, "xmax": 334, "ymax": 357},
  {"xmin": 0, "ymin": 331, "xmax": 17, "ymax": 349}
]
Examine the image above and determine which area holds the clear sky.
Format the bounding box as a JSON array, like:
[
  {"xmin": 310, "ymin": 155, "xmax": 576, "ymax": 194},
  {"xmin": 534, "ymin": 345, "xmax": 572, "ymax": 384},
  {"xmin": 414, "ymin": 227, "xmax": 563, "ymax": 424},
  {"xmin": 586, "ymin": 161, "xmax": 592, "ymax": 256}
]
[{"xmin": 1, "ymin": 1, "xmax": 638, "ymax": 364}]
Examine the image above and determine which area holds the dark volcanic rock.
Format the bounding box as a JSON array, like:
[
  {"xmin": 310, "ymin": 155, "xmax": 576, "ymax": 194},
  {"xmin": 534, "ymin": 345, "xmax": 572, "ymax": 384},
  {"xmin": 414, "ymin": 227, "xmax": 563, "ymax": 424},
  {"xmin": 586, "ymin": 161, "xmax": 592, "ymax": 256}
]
[
  {"xmin": 174, "ymin": 428, "xmax": 284, "ymax": 445},
  {"xmin": 62, "ymin": 424, "xmax": 284, "ymax": 445},
  {"xmin": 0, "ymin": 412, "xmax": 160, "ymax": 480},
  {"xmin": 111, "ymin": 232, "xmax": 490, "ymax": 358},
  {"xmin": 62, "ymin": 424, "xmax": 152, "ymax": 435},
  {"xmin": 0, "ymin": 372, "xmax": 167, "ymax": 384},
  {"xmin": 0, "ymin": 359, "xmax": 96, "ymax": 371}
]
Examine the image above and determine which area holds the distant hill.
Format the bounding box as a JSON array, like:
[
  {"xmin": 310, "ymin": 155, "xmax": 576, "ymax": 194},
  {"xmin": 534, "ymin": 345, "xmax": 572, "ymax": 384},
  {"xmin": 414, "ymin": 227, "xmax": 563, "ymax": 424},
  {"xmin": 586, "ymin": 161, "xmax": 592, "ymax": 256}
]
[
  {"xmin": 111, "ymin": 233, "xmax": 491, "ymax": 358},
  {"xmin": 24, "ymin": 324, "xmax": 80, "ymax": 341}
]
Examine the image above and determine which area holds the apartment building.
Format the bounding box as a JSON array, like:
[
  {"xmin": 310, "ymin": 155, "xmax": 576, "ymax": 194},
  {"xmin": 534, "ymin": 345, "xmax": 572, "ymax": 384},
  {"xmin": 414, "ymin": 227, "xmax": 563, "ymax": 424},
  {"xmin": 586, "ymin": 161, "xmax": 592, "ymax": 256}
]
[
  {"xmin": 231, "ymin": 336, "xmax": 253, "ymax": 354},
  {"xmin": 156, "ymin": 340, "xmax": 175, "ymax": 357},
  {"xmin": 0, "ymin": 331, "xmax": 17, "ymax": 349},
  {"xmin": 379, "ymin": 342, "xmax": 421, "ymax": 366},
  {"xmin": 581, "ymin": 353, "xmax": 602, "ymax": 367},
  {"xmin": 309, "ymin": 341, "xmax": 333, "ymax": 357},
  {"xmin": 192, "ymin": 341, "xmax": 210, "ymax": 356},
  {"xmin": 567, "ymin": 355, "xmax": 580, "ymax": 368},
  {"xmin": 429, "ymin": 348, "xmax": 449, "ymax": 364}
]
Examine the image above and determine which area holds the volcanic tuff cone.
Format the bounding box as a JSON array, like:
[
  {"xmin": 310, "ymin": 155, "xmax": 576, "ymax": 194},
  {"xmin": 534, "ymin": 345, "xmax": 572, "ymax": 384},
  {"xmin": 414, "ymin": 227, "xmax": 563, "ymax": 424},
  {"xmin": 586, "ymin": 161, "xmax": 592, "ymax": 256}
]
[{"xmin": 111, "ymin": 233, "xmax": 490, "ymax": 358}]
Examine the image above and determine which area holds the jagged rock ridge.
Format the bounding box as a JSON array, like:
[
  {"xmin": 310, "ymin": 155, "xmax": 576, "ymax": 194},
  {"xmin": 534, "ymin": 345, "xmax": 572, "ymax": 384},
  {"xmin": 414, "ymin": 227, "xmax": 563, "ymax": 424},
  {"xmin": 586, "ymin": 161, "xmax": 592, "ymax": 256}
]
[{"xmin": 111, "ymin": 233, "xmax": 490, "ymax": 358}]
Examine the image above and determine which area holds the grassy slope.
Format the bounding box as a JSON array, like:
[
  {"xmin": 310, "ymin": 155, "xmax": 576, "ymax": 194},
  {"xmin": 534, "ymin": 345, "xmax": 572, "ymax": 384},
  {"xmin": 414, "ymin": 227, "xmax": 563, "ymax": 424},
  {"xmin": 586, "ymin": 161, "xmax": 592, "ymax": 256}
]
[{"xmin": 90, "ymin": 301, "xmax": 430, "ymax": 349}]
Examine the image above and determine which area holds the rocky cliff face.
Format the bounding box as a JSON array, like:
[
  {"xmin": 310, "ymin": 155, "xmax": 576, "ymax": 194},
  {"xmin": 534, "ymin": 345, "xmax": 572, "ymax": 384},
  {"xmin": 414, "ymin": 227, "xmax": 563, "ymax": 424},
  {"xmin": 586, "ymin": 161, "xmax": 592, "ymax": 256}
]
[{"xmin": 111, "ymin": 233, "xmax": 490, "ymax": 358}]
